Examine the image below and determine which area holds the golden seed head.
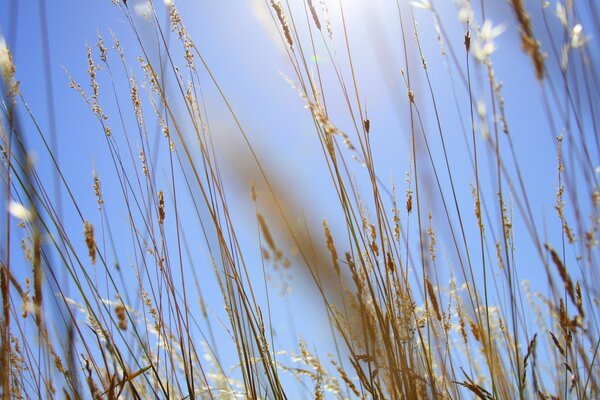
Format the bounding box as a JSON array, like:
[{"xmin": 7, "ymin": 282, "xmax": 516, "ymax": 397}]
[
  {"xmin": 322, "ymin": 220, "xmax": 340, "ymax": 275},
  {"xmin": 271, "ymin": 0, "xmax": 294, "ymax": 49},
  {"xmin": 130, "ymin": 76, "xmax": 143, "ymax": 125},
  {"xmin": 96, "ymin": 33, "xmax": 107, "ymax": 63},
  {"xmin": 509, "ymin": 0, "xmax": 545, "ymax": 79},
  {"xmin": 426, "ymin": 278, "xmax": 441, "ymax": 321},
  {"xmin": 84, "ymin": 221, "xmax": 97, "ymax": 265},
  {"xmin": 93, "ymin": 173, "xmax": 104, "ymax": 210},
  {"xmin": 158, "ymin": 190, "xmax": 165, "ymax": 225},
  {"xmin": 0, "ymin": 36, "xmax": 19, "ymax": 96},
  {"xmin": 307, "ymin": 0, "xmax": 321, "ymax": 30},
  {"xmin": 545, "ymin": 243, "xmax": 576, "ymax": 305}
]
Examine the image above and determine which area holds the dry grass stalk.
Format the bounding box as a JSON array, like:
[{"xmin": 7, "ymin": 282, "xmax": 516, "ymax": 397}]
[
  {"xmin": 258, "ymin": 213, "xmax": 276, "ymax": 253},
  {"xmin": 508, "ymin": 0, "xmax": 545, "ymax": 79},
  {"xmin": 271, "ymin": 0, "xmax": 294, "ymax": 49},
  {"xmin": 93, "ymin": 173, "xmax": 104, "ymax": 210},
  {"xmin": 84, "ymin": 221, "xmax": 97, "ymax": 265},
  {"xmin": 555, "ymin": 136, "xmax": 576, "ymax": 243},
  {"xmin": 521, "ymin": 333, "xmax": 537, "ymax": 390},
  {"xmin": 322, "ymin": 220, "xmax": 340, "ymax": 275},
  {"xmin": 426, "ymin": 278, "xmax": 442, "ymax": 321},
  {"xmin": 307, "ymin": 0, "xmax": 321, "ymax": 31},
  {"xmin": 544, "ymin": 243, "xmax": 576, "ymax": 306},
  {"xmin": 158, "ymin": 190, "xmax": 165, "ymax": 225},
  {"xmin": 0, "ymin": 39, "xmax": 19, "ymax": 96}
]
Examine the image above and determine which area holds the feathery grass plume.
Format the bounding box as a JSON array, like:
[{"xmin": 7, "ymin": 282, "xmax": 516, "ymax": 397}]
[
  {"xmin": 500, "ymin": 194, "xmax": 513, "ymax": 242},
  {"xmin": 250, "ymin": 182, "xmax": 257, "ymax": 202},
  {"xmin": 0, "ymin": 37, "xmax": 19, "ymax": 96},
  {"xmin": 426, "ymin": 278, "xmax": 441, "ymax": 321},
  {"xmin": 575, "ymin": 282, "xmax": 584, "ymax": 318},
  {"xmin": 130, "ymin": 76, "xmax": 143, "ymax": 126},
  {"xmin": 471, "ymin": 185, "xmax": 484, "ymax": 232},
  {"xmin": 544, "ymin": 243, "xmax": 576, "ymax": 305},
  {"xmin": 555, "ymin": 183, "xmax": 575, "ymax": 243},
  {"xmin": 256, "ymin": 211, "xmax": 290, "ymax": 270},
  {"xmin": 322, "ymin": 220, "xmax": 340, "ymax": 275},
  {"xmin": 385, "ymin": 250, "xmax": 395, "ymax": 272},
  {"xmin": 93, "ymin": 172, "xmax": 104, "ymax": 210},
  {"xmin": 495, "ymin": 242, "xmax": 505, "ymax": 270},
  {"xmin": 157, "ymin": 190, "xmax": 165, "ymax": 225},
  {"xmin": 313, "ymin": 0, "xmax": 332, "ymax": 39},
  {"xmin": 555, "ymin": 135, "xmax": 576, "ymax": 243},
  {"xmin": 549, "ymin": 330, "xmax": 565, "ymax": 356},
  {"xmin": 86, "ymin": 45, "xmax": 99, "ymax": 102},
  {"xmin": 508, "ymin": 0, "xmax": 545, "ymax": 79},
  {"xmin": 426, "ymin": 210, "xmax": 436, "ymax": 263},
  {"xmin": 329, "ymin": 357, "xmax": 360, "ymax": 397},
  {"xmin": 469, "ymin": 318, "xmax": 481, "ymax": 342},
  {"xmin": 139, "ymin": 151, "xmax": 149, "ymax": 178},
  {"xmin": 84, "ymin": 221, "xmax": 97, "ymax": 265},
  {"xmin": 83, "ymin": 355, "xmax": 100, "ymax": 398},
  {"xmin": 169, "ymin": 5, "xmax": 195, "ymax": 69},
  {"xmin": 464, "ymin": 29, "xmax": 471, "ymax": 53},
  {"xmin": 307, "ymin": 0, "xmax": 321, "ymax": 31},
  {"xmin": 271, "ymin": 0, "xmax": 294, "ymax": 49},
  {"xmin": 406, "ymin": 185, "xmax": 413, "ymax": 214},
  {"xmin": 521, "ymin": 333, "xmax": 537, "ymax": 390},
  {"xmin": 392, "ymin": 186, "xmax": 401, "ymax": 241},
  {"xmin": 96, "ymin": 32, "xmax": 108, "ymax": 63},
  {"xmin": 21, "ymin": 278, "xmax": 31, "ymax": 318}
]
